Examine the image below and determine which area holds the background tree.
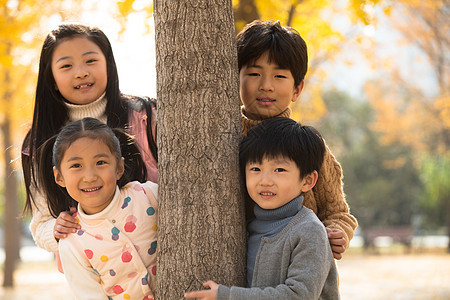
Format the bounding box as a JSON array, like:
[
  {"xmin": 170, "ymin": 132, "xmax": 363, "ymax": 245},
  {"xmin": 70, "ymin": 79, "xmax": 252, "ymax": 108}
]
[
  {"xmin": 154, "ymin": 0, "xmax": 245, "ymax": 298},
  {"xmin": 363, "ymin": 0, "xmax": 450, "ymax": 249},
  {"xmin": 0, "ymin": 0, "xmax": 86, "ymax": 287},
  {"xmin": 314, "ymin": 90, "xmax": 421, "ymax": 246},
  {"xmin": 1, "ymin": 0, "xmax": 44, "ymax": 287}
]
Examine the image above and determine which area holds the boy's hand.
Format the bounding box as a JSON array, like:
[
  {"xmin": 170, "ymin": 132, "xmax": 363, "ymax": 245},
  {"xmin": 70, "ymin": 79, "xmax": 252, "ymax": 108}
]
[
  {"xmin": 184, "ymin": 280, "xmax": 219, "ymax": 300},
  {"xmin": 54, "ymin": 207, "xmax": 80, "ymax": 241},
  {"xmin": 326, "ymin": 228, "xmax": 346, "ymax": 260}
]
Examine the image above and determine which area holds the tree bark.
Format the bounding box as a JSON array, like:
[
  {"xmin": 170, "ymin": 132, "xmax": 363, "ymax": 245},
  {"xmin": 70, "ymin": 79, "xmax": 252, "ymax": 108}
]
[{"xmin": 154, "ymin": 1, "xmax": 246, "ymax": 298}]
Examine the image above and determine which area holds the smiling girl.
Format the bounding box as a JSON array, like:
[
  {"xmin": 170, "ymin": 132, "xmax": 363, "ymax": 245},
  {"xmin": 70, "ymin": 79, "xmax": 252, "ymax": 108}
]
[
  {"xmin": 38, "ymin": 117, "xmax": 157, "ymax": 299},
  {"xmin": 21, "ymin": 24, "xmax": 158, "ymax": 254}
]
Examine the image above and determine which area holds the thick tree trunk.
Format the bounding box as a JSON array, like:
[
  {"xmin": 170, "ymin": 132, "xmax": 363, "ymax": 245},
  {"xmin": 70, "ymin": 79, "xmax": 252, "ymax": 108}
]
[{"xmin": 154, "ymin": 0, "xmax": 246, "ymax": 299}]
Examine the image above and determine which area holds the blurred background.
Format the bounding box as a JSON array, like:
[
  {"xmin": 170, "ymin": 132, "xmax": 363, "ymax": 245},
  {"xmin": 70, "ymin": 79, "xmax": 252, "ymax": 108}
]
[{"xmin": 0, "ymin": 0, "xmax": 449, "ymax": 299}]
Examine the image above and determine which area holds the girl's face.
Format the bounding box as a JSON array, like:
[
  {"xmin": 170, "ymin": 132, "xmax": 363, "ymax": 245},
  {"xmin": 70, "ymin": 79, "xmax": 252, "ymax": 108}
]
[
  {"xmin": 51, "ymin": 37, "xmax": 108, "ymax": 105},
  {"xmin": 53, "ymin": 137, "xmax": 124, "ymax": 215}
]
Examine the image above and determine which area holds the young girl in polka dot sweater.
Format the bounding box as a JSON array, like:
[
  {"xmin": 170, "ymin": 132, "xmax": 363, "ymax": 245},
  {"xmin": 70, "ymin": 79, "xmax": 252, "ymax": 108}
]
[{"xmin": 38, "ymin": 117, "xmax": 157, "ymax": 300}]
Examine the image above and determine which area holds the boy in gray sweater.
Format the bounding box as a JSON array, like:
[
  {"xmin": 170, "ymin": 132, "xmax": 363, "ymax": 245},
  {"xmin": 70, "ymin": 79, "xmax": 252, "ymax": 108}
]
[{"xmin": 185, "ymin": 117, "xmax": 339, "ymax": 299}]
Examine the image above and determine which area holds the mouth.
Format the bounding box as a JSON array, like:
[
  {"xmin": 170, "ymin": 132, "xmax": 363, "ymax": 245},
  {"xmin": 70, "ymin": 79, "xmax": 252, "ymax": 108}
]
[
  {"xmin": 75, "ymin": 83, "xmax": 94, "ymax": 90},
  {"xmin": 81, "ymin": 186, "xmax": 101, "ymax": 192},
  {"xmin": 260, "ymin": 192, "xmax": 276, "ymax": 196},
  {"xmin": 256, "ymin": 97, "xmax": 276, "ymax": 105}
]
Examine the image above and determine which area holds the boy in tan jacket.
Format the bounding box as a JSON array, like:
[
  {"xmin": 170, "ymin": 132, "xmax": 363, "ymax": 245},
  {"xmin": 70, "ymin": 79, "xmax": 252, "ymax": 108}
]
[{"xmin": 237, "ymin": 20, "xmax": 357, "ymax": 259}]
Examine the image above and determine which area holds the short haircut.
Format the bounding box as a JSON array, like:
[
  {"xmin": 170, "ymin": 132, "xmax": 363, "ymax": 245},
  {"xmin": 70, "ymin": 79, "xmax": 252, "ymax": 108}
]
[
  {"xmin": 236, "ymin": 20, "xmax": 308, "ymax": 87},
  {"xmin": 239, "ymin": 117, "xmax": 325, "ymax": 179}
]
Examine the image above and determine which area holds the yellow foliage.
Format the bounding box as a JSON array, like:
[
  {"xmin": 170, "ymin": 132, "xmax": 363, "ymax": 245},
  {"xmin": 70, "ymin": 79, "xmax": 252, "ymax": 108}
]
[
  {"xmin": 117, "ymin": 0, "xmax": 136, "ymax": 17},
  {"xmin": 291, "ymin": 84, "xmax": 327, "ymax": 123},
  {"xmin": 0, "ymin": 0, "xmax": 85, "ymax": 164},
  {"xmin": 435, "ymin": 95, "xmax": 450, "ymax": 129},
  {"xmin": 366, "ymin": 78, "xmax": 446, "ymax": 155}
]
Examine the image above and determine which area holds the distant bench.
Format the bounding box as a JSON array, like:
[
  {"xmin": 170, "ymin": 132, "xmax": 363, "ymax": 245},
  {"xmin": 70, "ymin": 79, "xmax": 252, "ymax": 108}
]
[{"xmin": 366, "ymin": 226, "xmax": 413, "ymax": 248}]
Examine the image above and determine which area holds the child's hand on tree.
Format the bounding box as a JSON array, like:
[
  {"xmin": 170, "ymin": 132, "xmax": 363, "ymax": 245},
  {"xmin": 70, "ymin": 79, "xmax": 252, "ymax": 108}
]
[
  {"xmin": 327, "ymin": 227, "xmax": 346, "ymax": 260},
  {"xmin": 53, "ymin": 207, "xmax": 80, "ymax": 241},
  {"xmin": 184, "ymin": 280, "xmax": 219, "ymax": 300}
]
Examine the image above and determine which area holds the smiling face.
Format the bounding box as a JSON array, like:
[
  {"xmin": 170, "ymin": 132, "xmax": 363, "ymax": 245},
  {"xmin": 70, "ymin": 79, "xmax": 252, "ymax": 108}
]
[
  {"xmin": 245, "ymin": 156, "xmax": 316, "ymax": 210},
  {"xmin": 53, "ymin": 137, "xmax": 124, "ymax": 215},
  {"xmin": 239, "ymin": 51, "xmax": 303, "ymax": 120},
  {"xmin": 51, "ymin": 37, "xmax": 108, "ymax": 105}
]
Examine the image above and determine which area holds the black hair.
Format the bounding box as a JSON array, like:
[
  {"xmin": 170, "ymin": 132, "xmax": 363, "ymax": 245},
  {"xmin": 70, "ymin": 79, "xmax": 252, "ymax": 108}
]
[
  {"xmin": 236, "ymin": 20, "xmax": 308, "ymax": 87},
  {"xmin": 239, "ymin": 117, "xmax": 325, "ymax": 180},
  {"xmin": 37, "ymin": 117, "xmax": 147, "ymax": 218}
]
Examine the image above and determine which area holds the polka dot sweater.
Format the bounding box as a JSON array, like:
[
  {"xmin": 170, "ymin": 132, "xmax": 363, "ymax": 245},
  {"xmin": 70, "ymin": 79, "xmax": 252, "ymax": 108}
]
[{"xmin": 59, "ymin": 181, "xmax": 158, "ymax": 300}]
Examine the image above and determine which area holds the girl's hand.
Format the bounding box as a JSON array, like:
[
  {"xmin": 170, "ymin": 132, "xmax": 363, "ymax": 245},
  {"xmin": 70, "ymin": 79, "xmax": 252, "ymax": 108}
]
[
  {"xmin": 184, "ymin": 280, "xmax": 219, "ymax": 300},
  {"xmin": 54, "ymin": 207, "xmax": 80, "ymax": 241},
  {"xmin": 326, "ymin": 227, "xmax": 346, "ymax": 260}
]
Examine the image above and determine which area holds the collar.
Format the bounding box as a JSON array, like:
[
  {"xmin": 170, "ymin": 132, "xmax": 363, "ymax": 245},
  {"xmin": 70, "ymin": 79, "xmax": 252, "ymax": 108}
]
[
  {"xmin": 253, "ymin": 195, "xmax": 303, "ymax": 221},
  {"xmin": 65, "ymin": 92, "xmax": 107, "ymax": 124},
  {"xmin": 77, "ymin": 186, "xmax": 119, "ymax": 222},
  {"xmin": 241, "ymin": 106, "xmax": 292, "ymax": 136}
]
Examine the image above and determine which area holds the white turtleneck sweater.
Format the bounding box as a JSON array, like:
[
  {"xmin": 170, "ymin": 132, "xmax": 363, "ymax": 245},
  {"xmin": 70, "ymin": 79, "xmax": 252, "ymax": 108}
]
[{"xmin": 64, "ymin": 92, "xmax": 107, "ymax": 124}]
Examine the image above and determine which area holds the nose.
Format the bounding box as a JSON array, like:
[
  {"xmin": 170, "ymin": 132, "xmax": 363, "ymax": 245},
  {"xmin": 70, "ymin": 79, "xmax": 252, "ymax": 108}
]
[
  {"xmin": 259, "ymin": 171, "xmax": 273, "ymax": 186},
  {"xmin": 259, "ymin": 76, "xmax": 274, "ymax": 92},
  {"xmin": 75, "ymin": 65, "xmax": 89, "ymax": 79},
  {"xmin": 83, "ymin": 167, "xmax": 98, "ymax": 182}
]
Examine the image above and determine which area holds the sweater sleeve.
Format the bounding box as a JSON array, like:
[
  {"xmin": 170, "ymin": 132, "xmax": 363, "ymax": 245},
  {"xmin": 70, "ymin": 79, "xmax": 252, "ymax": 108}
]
[
  {"xmin": 59, "ymin": 238, "xmax": 108, "ymax": 300},
  {"xmin": 28, "ymin": 183, "xmax": 59, "ymax": 253},
  {"xmin": 217, "ymin": 220, "xmax": 339, "ymax": 300},
  {"xmin": 311, "ymin": 144, "xmax": 358, "ymax": 248}
]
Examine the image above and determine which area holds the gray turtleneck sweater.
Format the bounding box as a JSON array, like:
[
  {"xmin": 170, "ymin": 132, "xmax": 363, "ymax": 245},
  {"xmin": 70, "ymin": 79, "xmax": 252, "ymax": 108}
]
[
  {"xmin": 217, "ymin": 196, "xmax": 340, "ymax": 300},
  {"xmin": 247, "ymin": 196, "xmax": 303, "ymax": 287}
]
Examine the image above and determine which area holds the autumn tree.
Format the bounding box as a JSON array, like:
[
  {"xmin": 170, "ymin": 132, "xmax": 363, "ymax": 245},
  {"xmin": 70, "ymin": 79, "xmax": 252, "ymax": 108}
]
[
  {"xmin": 0, "ymin": 0, "xmax": 88, "ymax": 287},
  {"xmin": 1, "ymin": 0, "xmax": 42, "ymax": 287},
  {"xmin": 364, "ymin": 0, "xmax": 450, "ymax": 249},
  {"xmin": 154, "ymin": 0, "xmax": 245, "ymax": 298}
]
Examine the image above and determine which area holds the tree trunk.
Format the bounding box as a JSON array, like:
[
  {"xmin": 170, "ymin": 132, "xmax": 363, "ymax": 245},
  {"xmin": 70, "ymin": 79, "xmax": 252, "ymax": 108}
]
[
  {"xmin": 2, "ymin": 67, "xmax": 21, "ymax": 288},
  {"xmin": 154, "ymin": 1, "xmax": 246, "ymax": 299}
]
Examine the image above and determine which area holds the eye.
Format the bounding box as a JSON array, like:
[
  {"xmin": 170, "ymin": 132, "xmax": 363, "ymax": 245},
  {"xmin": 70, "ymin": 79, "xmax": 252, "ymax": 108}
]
[
  {"xmin": 249, "ymin": 167, "xmax": 261, "ymax": 172},
  {"xmin": 96, "ymin": 160, "xmax": 107, "ymax": 166},
  {"xmin": 70, "ymin": 163, "xmax": 81, "ymax": 169},
  {"xmin": 275, "ymin": 168, "xmax": 286, "ymax": 172},
  {"xmin": 248, "ymin": 72, "xmax": 260, "ymax": 77},
  {"xmin": 60, "ymin": 64, "xmax": 72, "ymax": 69},
  {"xmin": 275, "ymin": 74, "xmax": 287, "ymax": 79},
  {"xmin": 86, "ymin": 59, "xmax": 98, "ymax": 64}
]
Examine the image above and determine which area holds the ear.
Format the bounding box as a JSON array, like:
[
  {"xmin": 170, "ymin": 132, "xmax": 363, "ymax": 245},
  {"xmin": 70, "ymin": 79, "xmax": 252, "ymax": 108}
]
[
  {"xmin": 53, "ymin": 167, "xmax": 66, "ymax": 187},
  {"xmin": 301, "ymin": 170, "xmax": 318, "ymax": 192},
  {"xmin": 116, "ymin": 157, "xmax": 125, "ymax": 180},
  {"xmin": 291, "ymin": 80, "xmax": 304, "ymax": 103}
]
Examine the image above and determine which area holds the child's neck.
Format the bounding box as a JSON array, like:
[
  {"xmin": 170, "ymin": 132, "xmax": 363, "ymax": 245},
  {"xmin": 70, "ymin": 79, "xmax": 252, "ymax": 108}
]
[
  {"xmin": 241, "ymin": 106, "xmax": 292, "ymax": 136},
  {"xmin": 242, "ymin": 106, "xmax": 292, "ymax": 121},
  {"xmin": 65, "ymin": 92, "xmax": 107, "ymax": 124}
]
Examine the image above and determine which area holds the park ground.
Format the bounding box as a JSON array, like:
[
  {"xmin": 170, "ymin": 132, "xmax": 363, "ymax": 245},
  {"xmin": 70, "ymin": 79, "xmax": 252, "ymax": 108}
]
[{"xmin": 0, "ymin": 247, "xmax": 449, "ymax": 299}]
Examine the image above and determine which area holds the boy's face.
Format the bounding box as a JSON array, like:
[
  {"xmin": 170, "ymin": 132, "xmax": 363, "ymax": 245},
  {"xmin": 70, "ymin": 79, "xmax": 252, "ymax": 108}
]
[
  {"xmin": 245, "ymin": 156, "xmax": 313, "ymax": 210},
  {"xmin": 239, "ymin": 52, "xmax": 303, "ymax": 119}
]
